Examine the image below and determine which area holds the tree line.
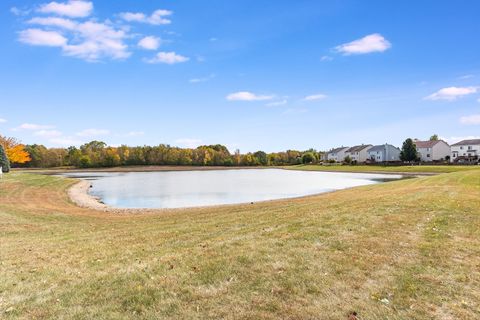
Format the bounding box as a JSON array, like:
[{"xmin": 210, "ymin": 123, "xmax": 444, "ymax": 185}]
[{"xmin": 0, "ymin": 136, "xmax": 322, "ymax": 169}]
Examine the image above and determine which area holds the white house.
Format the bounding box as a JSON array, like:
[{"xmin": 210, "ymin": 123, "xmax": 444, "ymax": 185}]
[
  {"xmin": 450, "ymin": 139, "xmax": 480, "ymax": 163},
  {"xmin": 345, "ymin": 145, "xmax": 372, "ymax": 163},
  {"xmin": 367, "ymin": 144, "xmax": 401, "ymax": 162},
  {"xmin": 414, "ymin": 140, "xmax": 450, "ymax": 162},
  {"xmin": 327, "ymin": 147, "xmax": 349, "ymax": 162}
]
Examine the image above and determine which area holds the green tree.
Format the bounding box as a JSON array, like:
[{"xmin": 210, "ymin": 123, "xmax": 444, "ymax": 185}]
[
  {"xmin": 343, "ymin": 155, "xmax": 352, "ymax": 164},
  {"xmin": 429, "ymin": 134, "xmax": 439, "ymax": 141},
  {"xmin": 253, "ymin": 151, "xmax": 268, "ymax": 166},
  {"xmin": 0, "ymin": 145, "xmax": 10, "ymax": 172},
  {"xmin": 400, "ymin": 138, "xmax": 419, "ymax": 162},
  {"xmin": 302, "ymin": 152, "xmax": 316, "ymax": 164}
]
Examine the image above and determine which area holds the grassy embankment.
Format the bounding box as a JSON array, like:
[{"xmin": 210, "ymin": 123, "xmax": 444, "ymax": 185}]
[
  {"xmin": 1, "ymin": 169, "xmax": 479, "ymax": 319},
  {"xmin": 287, "ymin": 164, "xmax": 480, "ymax": 174}
]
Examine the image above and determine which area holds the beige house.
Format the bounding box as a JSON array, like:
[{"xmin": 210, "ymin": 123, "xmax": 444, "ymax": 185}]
[
  {"xmin": 414, "ymin": 140, "xmax": 450, "ymax": 162},
  {"xmin": 327, "ymin": 147, "xmax": 349, "ymax": 162},
  {"xmin": 344, "ymin": 145, "xmax": 372, "ymax": 163}
]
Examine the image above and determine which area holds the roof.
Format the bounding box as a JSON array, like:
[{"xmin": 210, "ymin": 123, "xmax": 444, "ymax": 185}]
[
  {"xmin": 367, "ymin": 145, "xmax": 385, "ymax": 152},
  {"xmin": 452, "ymin": 139, "xmax": 480, "ymax": 146},
  {"xmin": 345, "ymin": 144, "xmax": 372, "ymax": 153},
  {"xmin": 328, "ymin": 147, "xmax": 349, "ymax": 154},
  {"xmin": 414, "ymin": 140, "xmax": 448, "ymax": 148}
]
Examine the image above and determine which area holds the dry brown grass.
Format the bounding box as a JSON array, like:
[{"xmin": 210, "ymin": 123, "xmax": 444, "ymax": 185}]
[{"xmin": 0, "ymin": 170, "xmax": 479, "ymax": 319}]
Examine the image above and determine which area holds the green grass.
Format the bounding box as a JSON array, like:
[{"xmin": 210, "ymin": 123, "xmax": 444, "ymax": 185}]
[
  {"xmin": 287, "ymin": 164, "xmax": 480, "ymax": 174},
  {"xmin": 0, "ymin": 170, "xmax": 479, "ymax": 319}
]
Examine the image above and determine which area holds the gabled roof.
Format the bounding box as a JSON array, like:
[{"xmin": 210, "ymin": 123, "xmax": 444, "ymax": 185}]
[
  {"xmin": 345, "ymin": 144, "xmax": 372, "ymax": 153},
  {"xmin": 414, "ymin": 140, "xmax": 448, "ymax": 148},
  {"xmin": 452, "ymin": 139, "xmax": 480, "ymax": 146},
  {"xmin": 367, "ymin": 145, "xmax": 385, "ymax": 152},
  {"xmin": 328, "ymin": 147, "xmax": 349, "ymax": 154}
]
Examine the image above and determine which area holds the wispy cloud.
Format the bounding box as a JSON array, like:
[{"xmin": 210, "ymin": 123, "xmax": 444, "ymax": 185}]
[
  {"xmin": 424, "ymin": 86, "xmax": 478, "ymax": 101},
  {"xmin": 123, "ymin": 131, "xmax": 145, "ymax": 137},
  {"xmin": 49, "ymin": 137, "xmax": 83, "ymax": 147},
  {"xmin": 458, "ymin": 74, "xmax": 474, "ymax": 80},
  {"xmin": 320, "ymin": 55, "xmax": 333, "ymax": 62},
  {"xmin": 0, "ymin": 118, "xmax": 7, "ymax": 123},
  {"xmin": 19, "ymin": 28, "xmax": 67, "ymax": 47},
  {"xmin": 440, "ymin": 135, "xmax": 480, "ymax": 145},
  {"xmin": 76, "ymin": 128, "xmax": 110, "ymax": 137},
  {"xmin": 336, "ymin": 33, "xmax": 391, "ymax": 55},
  {"xmin": 175, "ymin": 138, "xmax": 202, "ymax": 148},
  {"xmin": 28, "ymin": 16, "xmax": 78, "ymax": 30},
  {"xmin": 303, "ymin": 93, "xmax": 327, "ymax": 101},
  {"xmin": 138, "ymin": 36, "xmax": 161, "ymax": 50},
  {"xmin": 266, "ymin": 99, "xmax": 287, "ymax": 107},
  {"xmin": 145, "ymin": 52, "xmax": 189, "ymax": 64},
  {"xmin": 189, "ymin": 74, "xmax": 215, "ymax": 83},
  {"xmin": 459, "ymin": 114, "xmax": 480, "ymax": 125},
  {"xmin": 37, "ymin": 0, "xmax": 93, "ymax": 18},
  {"xmin": 33, "ymin": 129, "xmax": 63, "ymax": 138},
  {"xmin": 14, "ymin": 123, "xmax": 55, "ymax": 131},
  {"xmin": 226, "ymin": 91, "xmax": 274, "ymax": 101},
  {"xmin": 119, "ymin": 9, "xmax": 172, "ymax": 25}
]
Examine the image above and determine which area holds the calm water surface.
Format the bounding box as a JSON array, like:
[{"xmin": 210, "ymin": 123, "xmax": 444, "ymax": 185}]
[{"xmin": 65, "ymin": 169, "xmax": 402, "ymax": 209}]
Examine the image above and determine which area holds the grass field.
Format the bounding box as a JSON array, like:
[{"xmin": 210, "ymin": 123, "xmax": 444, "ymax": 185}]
[
  {"xmin": 1, "ymin": 170, "xmax": 479, "ymax": 319},
  {"xmin": 288, "ymin": 164, "xmax": 480, "ymax": 174}
]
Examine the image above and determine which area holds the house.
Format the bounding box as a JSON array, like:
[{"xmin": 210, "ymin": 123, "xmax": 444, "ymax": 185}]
[
  {"xmin": 344, "ymin": 144, "xmax": 372, "ymax": 163},
  {"xmin": 414, "ymin": 140, "xmax": 450, "ymax": 162},
  {"xmin": 450, "ymin": 139, "xmax": 480, "ymax": 163},
  {"xmin": 327, "ymin": 147, "xmax": 349, "ymax": 162},
  {"xmin": 367, "ymin": 144, "xmax": 401, "ymax": 162}
]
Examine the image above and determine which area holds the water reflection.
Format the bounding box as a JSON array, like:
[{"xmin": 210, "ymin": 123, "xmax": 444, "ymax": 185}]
[{"xmin": 63, "ymin": 169, "xmax": 403, "ymax": 209}]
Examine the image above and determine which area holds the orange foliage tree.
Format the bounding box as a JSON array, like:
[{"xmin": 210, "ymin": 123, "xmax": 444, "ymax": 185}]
[{"xmin": 0, "ymin": 135, "xmax": 31, "ymax": 164}]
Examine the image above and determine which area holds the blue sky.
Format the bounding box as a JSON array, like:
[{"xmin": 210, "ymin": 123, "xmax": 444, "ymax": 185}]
[{"xmin": 0, "ymin": 0, "xmax": 479, "ymax": 152}]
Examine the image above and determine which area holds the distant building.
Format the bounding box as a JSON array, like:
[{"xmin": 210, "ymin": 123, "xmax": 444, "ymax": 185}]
[
  {"xmin": 367, "ymin": 144, "xmax": 401, "ymax": 162},
  {"xmin": 345, "ymin": 144, "xmax": 372, "ymax": 163},
  {"xmin": 414, "ymin": 140, "xmax": 450, "ymax": 162},
  {"xmin": 450, "ymin": 139, "xmax": 480, "ymax": 163},
  {"xmin": 327, "ymin": 147, "xmax": 349, "ymax": 162}
]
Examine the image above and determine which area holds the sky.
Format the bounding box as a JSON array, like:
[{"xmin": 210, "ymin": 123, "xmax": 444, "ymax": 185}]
[{"xmin": 0, "ymin": 0, "xmax": 479, "ymax": 153}]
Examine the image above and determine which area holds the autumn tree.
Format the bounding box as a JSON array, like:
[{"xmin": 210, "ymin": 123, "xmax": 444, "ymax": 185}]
[{"xmin": 0, "ymin": 135, "xmax": 31, "ymax": 165}]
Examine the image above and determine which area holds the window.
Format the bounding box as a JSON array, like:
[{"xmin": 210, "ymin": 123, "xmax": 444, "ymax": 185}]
[
  {"xmin": 460, "ymin": 146, "xmax": 463, "ymax": 150},
  {"xmin": 427, "ymin": 154, "xmax": 430, "ymax": 158},
  {"xmin": 468, "ymin": 146, "xmax": 472, "ymax": 150}
]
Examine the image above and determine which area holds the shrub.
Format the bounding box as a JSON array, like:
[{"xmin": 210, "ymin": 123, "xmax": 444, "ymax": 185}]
[{"xmin": 0, "ymin": 145, "xmax": 10, "ymax": 173}]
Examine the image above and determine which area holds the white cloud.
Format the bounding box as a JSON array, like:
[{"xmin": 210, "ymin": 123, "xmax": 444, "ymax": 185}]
[
  {"xmin": 459, "ymin": 114, "xmax": 480, "ymax": 125},
  {"xmin": 33, "ymin": 129, "xmax": 63, "ymax": 138},
  {"xmin": 0, "ymin": 118, "xmax": 6, "ymax": 123},
  {"xmin": 138, "ymin": 36, "xmax": 161, "ymax": 50},
  {"xmin": 145, "ymin": 51, "xmax": 189, "ymax": 64},
  {"xmin": 209, "ymin": 37, "xmax": 218, "ymax": 42},
  {"xmin": 38, "ymin": 0, "xmax": 93, "ymax": 18},
  {"xmin": 14, "ymin": 123, "xmax": 55, "ymax": 130},
  {"xmin": 320, "ymin": 55, "xmax": 333, "ymax": 62},
  {"xmin": 19, "ymin": 28, "xmax": 67, "ymax": 47},
  {"xmin": 336, "ymin": 33, "xmax": 391, "ymax": 55},
  {"xmin": 119, "ymin": 9, "xmax": 172, "ymax": 25},
  {"xmin": 303, "ymin": 93, "xmax": 327, "ymax": 101},
  {"xmin": 124, "ymin": 131, "xmax": 145, "ymax": 137},
  {"xmin": 49, "ymin": 137, "xmax": 83, "ymax": 146},
  {"xmin": 440, "ymin": 135, "xmax": 480, "ymax": 145},
  {"xmin": 175, "ymin": 138, "xmax": 202, "ymax": 148},
  {"xmin": 458, "ymin": 74, "xmax": 474, "ymax": 80},
  {"xmin": 63, "ymin": 21, "xmax": 130, "ymax": 61},
  {"xmin": 424, "ymin": 86, "xmax": 478, "ymax": 101},
  {"xmin": 189, "ymin": 74, "xmax": 215, "ymax": 83},
  {"xmin": 76, "ymin": 128, "xmax": 110, "ymax": 137},
  {"xmin": 226, "ymin": 91, "xmax": 274, "ymax": 101},
  {"xmin": 266, "ymin": 100, "xmax": 287, "ymax": 107},
  {"xmin": 28, "ymin": 16, "xmax": 77, "ymax": 30}
]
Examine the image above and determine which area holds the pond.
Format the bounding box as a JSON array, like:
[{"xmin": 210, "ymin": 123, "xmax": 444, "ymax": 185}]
[{"xmin": 64, "ymin": 169, "xmax": 403, "ymax": 209}]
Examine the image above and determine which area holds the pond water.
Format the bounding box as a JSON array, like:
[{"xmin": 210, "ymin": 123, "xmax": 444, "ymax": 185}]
[{"xmin": 64, "ymin": 169, "xmax": 402, "ymax": 209}]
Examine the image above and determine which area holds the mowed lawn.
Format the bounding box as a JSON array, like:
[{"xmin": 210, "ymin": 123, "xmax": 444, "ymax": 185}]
[
  {"xmin": 0, "ymin": 170, "xmax": 479, "ymax": 319},
  {"xmin": 287, "ymin": 164, "xmax": 480, "ymax": 174}
]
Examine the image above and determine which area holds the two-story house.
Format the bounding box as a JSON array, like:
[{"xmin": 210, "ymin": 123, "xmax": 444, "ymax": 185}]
[
  {"xmin": 451, "ymin": 139, "xmax": 480, "ymax": 163},
  {"xmin": 327, "ymin": 147, "xmax": 349, "ymax": 163},
  {"xmin": 367, "ymin": 144, "xmax": 401, "ymax": 162},
  {"xmin": 344, "ymin": 145, "xmax": 372, "ymax": 163},
  {"xmin": 414, "ymin": 140, "xmax": 450, "ymax": 162}
]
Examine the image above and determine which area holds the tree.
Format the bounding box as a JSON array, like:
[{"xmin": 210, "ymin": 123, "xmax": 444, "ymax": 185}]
[
  {"xmin": 253, "ymin": 151, "xmax": 268, "ymax": 166},
  {"xmin": 302, "ymin": 152, "xmax": 316, "ymax": 164},
  {"xmin": 429, "ymin": 134, "xmax": 439, "ymax": 141},
  {"xmin": 0, "ymin": 135, "xmax": 31, "ymax": 165},
  {"xmin": 400, "ymin": 138, "xmax": 419, "ymax": 162},
  {"xmin": 344, "ymin": 155, "xmax": 352, "ymax": 164},
  {"xmin": 0, "ymin": 145, "xmax": 10, "ymax": 172}
]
